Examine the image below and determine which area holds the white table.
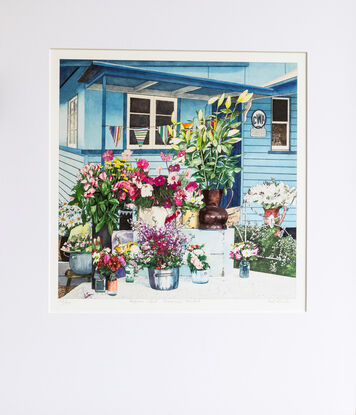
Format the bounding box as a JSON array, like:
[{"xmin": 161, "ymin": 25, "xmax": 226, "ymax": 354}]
[{"xmin": 62, "ymin": 270, "xmax": 296, "ymax": 301}]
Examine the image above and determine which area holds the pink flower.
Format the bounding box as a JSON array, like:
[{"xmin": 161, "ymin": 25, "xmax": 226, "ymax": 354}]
[
  {"xmin": 177, "ymin": 151, "xmax": 186, "ymax": 158},
  {"xmin": 137, "ymin": 159, "xmax": 149, "ymax": 170},
  {"xmin": 186, "ymin": 182, "xmax": 198, "ymax": 192},
  {"xmin": 99, "ymin": 172, "xmax": 107, "ymax": 181},
  {"xmin": 103, "ymin": 254, "xmax": 110, "ymax": 264},
  {"xmin": 184, "ymin": 169, "xmax": 191, "ymax": 178},
  {"xmin": 174, "ymin": 197, "xmax": 183, "ymax": 206},
  {"xmin": 120, "ymin": 149, "xmax": 133, "ymax": 161},
  {"xmin": 103, "ymin": 150, "xmax": 113, "ymax": 161},
  {"xmin": 160, "ymin": 152, "xmax": 172, "ymax": 162},
  {"xmin": 156, "ymin": 166, "xmax": 163, "ymax": 174},
  {"xmin": 153, "ymin": 175, "xmax": 166, "ymax": 186},
  {"xmin": 162, "ymin": 198, "xmax": 172, "ymax": 208},
  {"xmin": 168, "ymin": 164, "xmax": 181, "ymax": 172},
  {"xmin": 167, "ymin": 172, "xmax": 179, "ymax": 185}
]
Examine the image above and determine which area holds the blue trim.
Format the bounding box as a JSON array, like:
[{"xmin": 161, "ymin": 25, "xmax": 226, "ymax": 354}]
[
  {"xmin": 101, "ymin": 76, "xmax": 107, "ymax": 165},
  {"xmin": 177, "ymin": 98, "xmax": 181, "ymax": 123},
  {"xmin": 79, "ymin": 62, "xmax": 274, "ymax": 96},
  {"xmin": 268, "ymin": 151, "xmax": 297, "ymax": 155},
  {"xmin": 85, "ymin": 72, "xmax": 104, "ymax": 88},
  {"xmin": 123, "ymin": 93, "xmax": 127, "ymax": 150},
  {"xmin": 59, "ymin": 145, "xmax": 167, "ymax": 156}
]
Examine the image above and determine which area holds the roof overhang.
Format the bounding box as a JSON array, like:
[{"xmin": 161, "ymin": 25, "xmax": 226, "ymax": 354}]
[{"xmin": 76, "ymin": 61, "xmax": 275, "ymax": 101}]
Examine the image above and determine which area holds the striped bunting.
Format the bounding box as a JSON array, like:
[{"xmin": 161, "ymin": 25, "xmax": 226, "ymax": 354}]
[
  {"xmin": 108, "ymin": 126, "xmax": 123, "ymax": 147},
  {"xmin": 134, "ymin": 129, "xmax": 148, "ymax": 145},
  {"xmin": 158, "ymin": 125, "xmax": 171, "ymax": 143}
]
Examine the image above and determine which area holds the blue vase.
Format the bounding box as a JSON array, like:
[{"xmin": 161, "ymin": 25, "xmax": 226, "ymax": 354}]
[
  {"xmin": 148, "ymin": 268, "xmax": 179, "ymax": 290},
  {"xmin": 239, "ymin": 260, "xmax": 250, "ymax": 278}
]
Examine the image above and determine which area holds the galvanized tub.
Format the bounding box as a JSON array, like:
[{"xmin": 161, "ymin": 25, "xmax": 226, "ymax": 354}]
[{"xmin": 148, "ymin": 268, "xmax": 179, "ymax": 290}]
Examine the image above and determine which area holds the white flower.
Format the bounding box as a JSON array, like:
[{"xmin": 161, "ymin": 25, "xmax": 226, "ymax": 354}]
[
  {"xmin": 141, "ymin": 183, "xmax": 153, "ymax": 197},
  {"xmin": 167, "ymin": 172, "xmax": 179, "ymax": 185}
]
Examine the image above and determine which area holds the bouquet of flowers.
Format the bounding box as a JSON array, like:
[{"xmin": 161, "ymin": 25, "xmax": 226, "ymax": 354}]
[
  {"xmin": 58, "ymin": 201, "xmax": 82, "ymax": 237},
  {"xmin": 61, "ymin": 231, "xmax": 92, "ymax": 253},
  {"xmin": 183, "ymin": 244, "xmax": 210, "ymax": 273},
  {"xmin": 92, "ymin": 248, "xmax": 126, "ymax": 280},
  {"xmin": 114, "ymin": 242, "xmax": 142, "ymax": 273},
  {"xmin": 134, "ymin": 220, "xmax": 191, "ymax": 270},
  {"xmin": 130, "ymin": 156, "xmax": 204, "ymax": 212},
  {"xmin": 230, "ymin": 241, "xmax": 259, "ymax": 262},
  {"xmin": 69, "ymin": 153, "xmax": 139, "ymax": 235},
  {"xmin": 244, "ymin": 178, "xmax": 296, "ymax": 209}
]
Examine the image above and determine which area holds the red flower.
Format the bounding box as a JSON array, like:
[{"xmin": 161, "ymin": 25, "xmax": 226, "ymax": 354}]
[
  {"xmin": 186, "ymin": 182, "xmax": 198, "ymax": 192},
  {"xmin": 153, "ymin": 175, "xmax": 166, "ymax": 186},
  {"xmin": 108, "ymin": 256, "xmax": 120, "ymax": 272}
]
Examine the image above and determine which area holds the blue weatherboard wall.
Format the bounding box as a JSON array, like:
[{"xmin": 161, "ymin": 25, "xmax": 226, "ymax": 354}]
[{"xmin": 241, "ymin": 95, "xmax": 297, "ymax": 227}]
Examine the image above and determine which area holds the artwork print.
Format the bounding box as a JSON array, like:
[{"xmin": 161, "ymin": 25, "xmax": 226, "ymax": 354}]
[{"xmin": 50, "ymin": 50, "xmax": 306, "ymax": 312}]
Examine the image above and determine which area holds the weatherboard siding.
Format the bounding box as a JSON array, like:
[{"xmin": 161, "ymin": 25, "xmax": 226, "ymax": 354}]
[
  {"xmin": 59, "ymin": 149, "xmax": 84, "ymax": 202},
  {"xmin": 241, "ymin": 96, "xmax": 297, "ymax": 227}
]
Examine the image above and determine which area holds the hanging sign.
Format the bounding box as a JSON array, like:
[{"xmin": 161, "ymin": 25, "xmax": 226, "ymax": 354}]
[{"xmin": 250, "ymin": 109, "xmax": 267, "ymax": 137}]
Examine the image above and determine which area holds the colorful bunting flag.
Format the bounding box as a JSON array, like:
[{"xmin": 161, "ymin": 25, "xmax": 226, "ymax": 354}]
[
  {"xmin": 134, "ymin": 129, "xmax": 148, "ymax": 145},
  {"xmin": 158, "ymin": 125, "xmax": 170, "ymax": 143},
  {"xmin": 108, "ymin": 126, "xmax": 122, "ymax": 147}
]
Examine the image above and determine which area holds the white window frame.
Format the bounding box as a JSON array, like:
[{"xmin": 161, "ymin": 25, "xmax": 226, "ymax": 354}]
[
  {"xmin": 127, "ymin": 94, "xmax": 177, "ymax": 150},
  {"xmin": 271, "ymin": 97, "xmax": 290, "ymax": 151},
  {"xmin": 67, "ymin": 95, "xmax": 78, "ymax": 148}
]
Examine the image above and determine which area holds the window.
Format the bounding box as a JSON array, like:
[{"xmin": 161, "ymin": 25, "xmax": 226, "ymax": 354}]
[
  {"xmin": 67, "ymin": 95, "xmax": 78, "ymax": 148},
  {"xmin": 127, "ymin": 94, "xmax": 176, "ymax": 149},
  {"xmin": 271, "ymin": 97, "xmax": 289, "ymax": 151}
]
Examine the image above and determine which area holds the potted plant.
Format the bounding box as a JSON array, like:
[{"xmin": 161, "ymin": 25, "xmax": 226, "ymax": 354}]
[
  {"xmin": 61, "ymin": 226, "xmax": 93, "ymax": 275},
  {"xmin": 184, "ymin": 244, "xmax": 210, "ymax": 283},
  {"xmin": 134, "ymin": 220, "xmax": 191, "ymax": 290},
  {"xmin": 170, "ymin": 91, "xmax": 253, "ymax": 229},
  {"xmin": 92, "ymin": 248, "xmax": 126, "ymax": 294},
  {"xmin": 243, "ymin": 178, "xmax": 296, "ymax": 236},
  {"xmin": 58, "ymin": 201, "xmax": 83, "ymax": 260},
  {"xmin": 69, "ymin": 154, "xmax": 139, "ymax": 248},
  {"xmin": 230, "ymin": 241, "xmax": 259, "ymax": 278}
]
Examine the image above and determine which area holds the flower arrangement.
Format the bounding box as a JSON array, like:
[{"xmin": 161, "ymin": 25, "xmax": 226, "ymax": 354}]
[
  {"xmin": 169, "ymin": 91, "xmax": 253, "ymax": 191},
  {"xmin": 115, "ymin": 242, "xmax": 142, "ymax": 273},
  {"xmin": 69, "ymin": 155, "xmax": 139, "ymax": 234},
  {"xmin": 183, "ymin": 244, "xmax": 210, "ymax": 273},
  {"xmin": 130, "ymin": 155, "xmax": 204, "ymax": 212},
  {"xmin": 92, "ymin": 248, "xmax": 126, "ymax": 279},
  {"xmin": 58, "ymin": 201, "xmax": 82, "ymax": 237},
  {"xmin": 134, "ymin": 220, "xmax": 191, "ymax": 270},
  {"xmin": 244, "ymin": 178, "xmax": 296, "ymax": 209},
  {"xmin": 61, "ymin": 232, "xmax": 92, "ymax": 253},
  {"xmin": 230, "ymin": 241, "xmax": 259, "ymax": 261}
]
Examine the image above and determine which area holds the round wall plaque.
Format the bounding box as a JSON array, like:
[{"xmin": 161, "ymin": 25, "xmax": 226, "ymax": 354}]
[{"xmin": 251, "ymin": 110, "xmax": 266, "ymax": 129}]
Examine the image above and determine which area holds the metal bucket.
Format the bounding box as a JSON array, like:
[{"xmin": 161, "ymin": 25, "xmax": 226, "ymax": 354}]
[
  {"xmin": 148, "ymin": 268, "xmax": 179, "ymax": 290},
  {"xmin": 69, "ymin": 253, "xmax": 93, "ymax": 275}
]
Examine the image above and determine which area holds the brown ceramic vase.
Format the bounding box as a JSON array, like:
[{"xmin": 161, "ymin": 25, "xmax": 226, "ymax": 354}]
[{"xmin": 199, "ymin": 189, "xmax": 228, "ymax": 229}]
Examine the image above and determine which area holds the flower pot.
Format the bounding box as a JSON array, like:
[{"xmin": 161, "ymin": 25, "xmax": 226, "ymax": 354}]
[
  {"xmin": 148, "ymin": 268, "xmax": 179, "ymax": 290},
  {"xmin": 125, "ymin": 265, "xmax": 135, "ymax": 283},
  {"xmin": 69, "ymin": 252, "xmax": 93, "ymax": 275},
  {"xmin": 92, "ymin": 223, "xmax": 112, "ymax": 249},
  {"xmin": 199, "ymin": 189, "xmax": 229, "ymax": 229},
  {"xmin": 182, "ymin": 210, "xmax": 199, "ymax": 229},
  {"xmin": 192, "ymin": 270, "xmax": 209, "ymax": 284},
  {"xmin": 138, "ymin": 206, "xmax": 174, "ymax": 227},
  {"xmin": 239, "ymin": 260, "xmax": 250, "ymax": 278},
  {"xmin": 263, "ymin": 206, "xmax": 287, "ymax": 236}
]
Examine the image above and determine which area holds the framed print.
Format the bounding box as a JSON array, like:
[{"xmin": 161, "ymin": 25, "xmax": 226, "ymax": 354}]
[{"xmin": 50, "ymin": 49, "xmax": 307, "ymax": 312}]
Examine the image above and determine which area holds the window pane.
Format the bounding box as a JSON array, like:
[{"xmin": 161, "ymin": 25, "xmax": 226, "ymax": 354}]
[
  {"xmin": 156, "ymin": 100, "xmax": 174, "ymax": 115},
  {"xmin": 156, "ymin": 115, "xmax": 171, "ymax": 127},
  {"xmin": 273, "ymin": 99, "xmax": 288, "ymax": 122},
  {"xmin": 272, "ymin": 124, "xmax": 287, "ymax": 147},
  {"xmin": 130, "ymin": 114, "xmax": 149, "ymax": 128},
  {"xmin": 130, "ymin": 97, "xmax": 150, "ymax": 113}
]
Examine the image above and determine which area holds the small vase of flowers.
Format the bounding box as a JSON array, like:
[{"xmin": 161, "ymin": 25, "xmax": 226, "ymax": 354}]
[
  {"xmin": 134, "ymin": 220, "xmax": 190, "ymax": 290},
  {"xmin": 92, "ymin": 248, "xmax": 126, "ymax": 293},
  {"xmin": 184, "ymin": 244, "xmax": 210, "ymax": 283},
  {"xmin": 61, "ymin": 229, "xmax": 93, "ymax": 275},
  {"xmin": 230, "ymin": 241, "xmax": 259, "ymax": 278},
  {"xmin": 114, "ymin": 242, "xmax": 142, "ymax": 283}
]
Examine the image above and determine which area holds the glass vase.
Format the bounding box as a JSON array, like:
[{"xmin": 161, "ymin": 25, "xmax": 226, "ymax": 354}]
[
  {"xmin": 192, "ymin": 270, "xmax": 209, "ymax": 284},
  {"xmin": 107, "ymin": 278, "xmax": 118, "ymax": 296},
  {"xmin": 125, "ymin": 266, "xmax": 135, "ymax": 283},
  {"xmin": 94, "ymin": 273, "xmax": 106, "ymax": 292},
  {"xmin": 239, "ymin": 260, "xmax": 250, "ymax": 278}
]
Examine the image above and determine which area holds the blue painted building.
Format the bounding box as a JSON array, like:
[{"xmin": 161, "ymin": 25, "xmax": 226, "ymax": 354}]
[{"xmin": 59, "ymin": 60, "xmax": 297, "ymax": 227}]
